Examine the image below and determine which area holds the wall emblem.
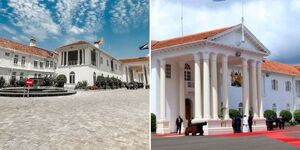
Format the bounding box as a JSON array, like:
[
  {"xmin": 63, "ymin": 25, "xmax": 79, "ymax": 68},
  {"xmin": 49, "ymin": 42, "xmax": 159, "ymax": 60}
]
[{"xmin": 230, "ymin": 71, "xmax": 243, "ymax": 87}]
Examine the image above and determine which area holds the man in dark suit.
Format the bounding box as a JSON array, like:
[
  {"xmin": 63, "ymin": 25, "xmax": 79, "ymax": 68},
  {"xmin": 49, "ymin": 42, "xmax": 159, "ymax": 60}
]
[
  {"xmin": 248, "ymin": 114, "xmax": 253, "ymax": 132},
  {"xmin": 176, "ymin": 116, "xmax": 183, "ymax": 134},
  {"xmin": 235, "ymin": 115, "xmax": 241, "ymax": 133}
]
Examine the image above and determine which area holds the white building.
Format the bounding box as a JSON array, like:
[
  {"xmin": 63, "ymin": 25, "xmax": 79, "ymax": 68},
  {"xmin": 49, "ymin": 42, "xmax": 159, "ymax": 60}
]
[
  {"xmin": 151, "ymin": 24, "xmax": 300, "ymax": 135},
  {"xmin": 0, "ymin": 38, "xmax": 57, "ymax": 82},
  {"xmin": 119, "ymin": 57, "xmax": 150, "ymax": 85},
  {"xmin": 0, "ymin": 37, "xmax": 149, "ymax": 87}
]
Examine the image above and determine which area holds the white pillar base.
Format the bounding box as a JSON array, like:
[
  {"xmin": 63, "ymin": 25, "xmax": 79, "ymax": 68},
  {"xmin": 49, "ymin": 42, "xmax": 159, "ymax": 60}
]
[
  {"xmin": 156, "ymin": 120, "xmax": 170, "ymax": 134},
  {"xmin": 252, "ymin": 118, "xmax": 267, "ymax": 131},
  {"xmin": 180, "ymin": 120, "xmax": 188, "ymax": 133}
]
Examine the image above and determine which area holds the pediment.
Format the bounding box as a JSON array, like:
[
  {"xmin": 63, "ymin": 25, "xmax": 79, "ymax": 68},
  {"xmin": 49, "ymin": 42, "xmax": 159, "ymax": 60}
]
[{"xmin": 207, "ymin": 25, "xmax": 270, "ymax": 55}]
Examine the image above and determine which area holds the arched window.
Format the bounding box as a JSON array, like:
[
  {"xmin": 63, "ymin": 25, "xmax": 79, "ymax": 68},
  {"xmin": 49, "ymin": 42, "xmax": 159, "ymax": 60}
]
[
  {"xmin": 272, "ymin": 103, "xmax": 277, "ymax": 113},
  {"xmin": 286, "ymin": 104, "xmax": 290, "ymax": 111},
  {"xmin": 93, "ymin": 72, "xmax": 96, "ymax": 85},
  {"xmin": 69, "ymin": 71, "xmax": 75, "ymax": 84},
  {"xmin": 238, "ymin": 102, "xmax": 243, "ymax": 114},
  {"xmin": 184, "ymin": 63, "xmax": 191, "ymax": 81}
]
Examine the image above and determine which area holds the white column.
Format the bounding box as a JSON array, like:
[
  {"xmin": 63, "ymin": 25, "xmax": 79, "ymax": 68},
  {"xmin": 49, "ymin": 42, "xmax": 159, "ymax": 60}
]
[
  {"xmin": 211, "ymin": 53, "xmax": 218, "ymax": 120},
  {"xmin": 203, "ymin": 52, "xmax": 211, "ymax": 120},
  {"xmin": 222, "ymin": 55, "xmax": 229, "ymax": 120},
  {"xmin": 257, "ymin": 61, "xmax": 264, "ymax": 118},
  {"xmin": 126, "ymin": 66, "xmax": 129, "ymax": 82},
  {"xmin": 159, "ymin": 59, "xmax": 166, "ymax": 120},
  {"xmin": 66, "ymin": 51, "xmax": 68, "ymax": 66},
  {"xmin": 250, "ymin": 60, "xmax": 258, "ymax": 118},
  {"xmin": 142, "ymin": 65, "xmax": 147, "ymax": 86},
  {"xmin": 242, "ymin": 58, "xmax": 250, "ymax": 116},
  {"xmin": 77, "ymin": 50, "xmax": 80, "ymax": 65},
  {"xmin": 193, "ymin": 53, "xmax": 202, "ymax": 122},
  {"xmin": 178, "ymin": 62, "xmax": 185, "ymax": 120}
]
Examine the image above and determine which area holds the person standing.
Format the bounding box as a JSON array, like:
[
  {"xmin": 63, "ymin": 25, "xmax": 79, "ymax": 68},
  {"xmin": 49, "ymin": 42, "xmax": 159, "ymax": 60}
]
[
  {"xmin": 235, "ymin": 115, "xmax": 242, "ymax": 133},
  {"xmin": 176, "ymin": 116, "xmax": 183, "ymax": 134},
  {"xmin": 242, "ymin": 115, "xmax": 249, "ymax": 133},
  {"xmin": 248, "ymin": 114, "xmax": 253, "ymax": 132},
  {"xmin": 232, "ymin": 116, "xmax": 236, "ymax": 133}
]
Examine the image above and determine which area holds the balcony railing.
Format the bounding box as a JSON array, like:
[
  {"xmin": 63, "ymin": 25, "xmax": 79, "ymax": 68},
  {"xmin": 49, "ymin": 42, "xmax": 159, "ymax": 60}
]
[{"xmin": 68, "ymin": 60, "xmax": 78, "ymax": 65}]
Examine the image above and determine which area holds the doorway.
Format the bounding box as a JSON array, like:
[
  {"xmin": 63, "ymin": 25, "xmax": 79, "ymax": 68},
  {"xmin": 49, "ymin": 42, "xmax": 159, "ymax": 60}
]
[{"xmin": 185, "ymin": 99, "xmax": 192, "ymax": 120}]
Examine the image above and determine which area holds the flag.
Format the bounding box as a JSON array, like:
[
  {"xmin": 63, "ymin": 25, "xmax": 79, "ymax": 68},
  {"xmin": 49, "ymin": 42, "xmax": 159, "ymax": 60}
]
[{"xmin": 139, "ymin": 43, "xmax": 149, "ymax": 50}]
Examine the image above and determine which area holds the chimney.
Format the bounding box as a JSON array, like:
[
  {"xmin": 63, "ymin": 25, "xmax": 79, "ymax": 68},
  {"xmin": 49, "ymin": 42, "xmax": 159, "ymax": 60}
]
[
  {"xmin": 94, "ymin": 41, "xmax": 99, "ymax": 48},
  {"xmin": 29, "ymin": 38, "xmax": 36, "ymax": 46}
]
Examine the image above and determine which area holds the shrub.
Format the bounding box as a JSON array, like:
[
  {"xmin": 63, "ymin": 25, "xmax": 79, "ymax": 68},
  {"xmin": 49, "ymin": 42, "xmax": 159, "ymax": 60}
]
[
  {"xmin": 88, "ymin": 85, "xmax": 98, "ymax": 90},
  {"xmin": 293, "ymin": 109, "xmax": 300, "ymax": 123},
  {"xmin": 279, "ymin": 110, "xmax": 292, "ymax": 122},
  {"xmin": 0, "ymin": 77, "xmax": 5, "ymax": 88},
  {"xmin": 229, "ymin": 109, "xmax": 241, "ymax": 118},
  {"xmin": 42, "ymin": 76, "xmax": 54, "ymax": 86},
  {"xmin": 55, "ymin": 74, "xmax": 67, "ymax": 87},
  {"xmin": 9, "ymin": 78, "xmax": 16, "ymax": 87},
  {"xmin": 75, "ymin": 81, "xmax": 88, "ymax": 89},
  {"xmin": 16, "ymin": 79, "xmax": 26, "ymax": 87},
  {"xmin": 264, "ymin": 109, "xmax": 277, "ymax": 119},
  {"xmin": 151, "ymin": 113, "xmax": 157, "ymax": 133}
]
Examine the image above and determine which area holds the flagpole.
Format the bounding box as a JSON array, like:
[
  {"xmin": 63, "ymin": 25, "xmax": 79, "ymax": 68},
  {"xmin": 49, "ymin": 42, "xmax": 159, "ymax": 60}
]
[
  {"xmin": 181, "ymin": 0, "xmax": 183, "ymax": 36},
  {"xmin": 241, "ymin": 0, "xmax": 245, "ymax": 43}
]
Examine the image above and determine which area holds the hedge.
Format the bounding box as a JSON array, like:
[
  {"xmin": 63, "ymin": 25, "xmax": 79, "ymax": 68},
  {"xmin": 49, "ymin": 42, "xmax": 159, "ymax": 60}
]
[
  {"xmin": 229, "ymin": 109, "xmax": 241, "ymax": 118},
  {"xmin": 264, "ymin": 109, "xmax": 277, "ymax": 119},
  {"xmin": 294, "ymin": 109, "xmax": 300, "ymax": 123},
  {"xmin": 279, "ymin": 110, "xmax": 292, "ymax": 122},
  {"xmin": 151, "ymin": 113, "xmax": 157, "ymax": 133}
]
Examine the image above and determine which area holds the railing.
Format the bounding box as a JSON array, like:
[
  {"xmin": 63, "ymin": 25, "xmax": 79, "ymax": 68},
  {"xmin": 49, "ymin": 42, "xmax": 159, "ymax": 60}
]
[
  {"xmin": 185, "ymin": 81, "xmax": 194, "ymax": 90},
  {"xmin": 68, "ymin": 60, "xmax": 78, "ymax": 65}
]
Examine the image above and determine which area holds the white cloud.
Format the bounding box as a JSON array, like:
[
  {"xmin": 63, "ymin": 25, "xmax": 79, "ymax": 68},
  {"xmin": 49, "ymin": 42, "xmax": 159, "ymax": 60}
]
[
  {"xmin": 7, "ymin": 0, "xmax": 60, "ymax": 41},
  {"xmin": 69, "ymin": 26, "xmax": 84, "ymax": 34},
  {"xmin": 151, "ymin": 0, "xmax": 300, "ymax": 64},
  {"xmin": 110, "ymin": 0, "xmax": 148, "ymax": 33},
  {"xmin": 1, "ymin": 25, "xmax": 16, "ymax": 34}
]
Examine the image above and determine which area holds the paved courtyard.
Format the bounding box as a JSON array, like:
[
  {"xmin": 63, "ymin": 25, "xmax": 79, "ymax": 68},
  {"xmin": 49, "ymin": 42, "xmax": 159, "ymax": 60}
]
[
  {"xmin": 0, "ymin": 89, "xmax": 149, "ymax": 150},
  {"xmin": 152, "ymin": 127, "xmax": 300, "ymax": 150}
]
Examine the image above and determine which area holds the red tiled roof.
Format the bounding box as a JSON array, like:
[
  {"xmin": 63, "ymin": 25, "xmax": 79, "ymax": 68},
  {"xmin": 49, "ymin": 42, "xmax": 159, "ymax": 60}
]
[
  {"xmin": 151, "ymin": 25, "xmax": 237, "ymax": 50},
  {"xmin": 119, "ymin": 57, "xmax": 149, "ymax": 63},
  {"xmin": 58, "ymin": 41, "xmax": 89, "ymax": 49},
  {"xmin": 262, "ymin": 60, "xmax": 300, "ymax": 76},
  {"xmin": 0, "ymin": 38, "xmax": 55, "ymax": 58}
]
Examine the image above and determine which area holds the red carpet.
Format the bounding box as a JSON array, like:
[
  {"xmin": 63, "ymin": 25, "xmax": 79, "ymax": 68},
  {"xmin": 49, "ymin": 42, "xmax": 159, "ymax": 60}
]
[{"xmin": 266, "ymin": 133, "xmax": 300, "ymax": 147}]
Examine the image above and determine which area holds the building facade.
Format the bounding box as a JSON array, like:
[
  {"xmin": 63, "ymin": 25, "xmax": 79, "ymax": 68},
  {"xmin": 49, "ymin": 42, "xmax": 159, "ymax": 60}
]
[
  {"xmin": 0, "ymin": 38, "xmax": 149, "ymax": 87},
  {"xmin": 0, "ymin": 38, "xmax": 57, "ymax": 83},
  {"xmin": 151, "ymin": 24, "xmax": 300, "ymax": 135}
]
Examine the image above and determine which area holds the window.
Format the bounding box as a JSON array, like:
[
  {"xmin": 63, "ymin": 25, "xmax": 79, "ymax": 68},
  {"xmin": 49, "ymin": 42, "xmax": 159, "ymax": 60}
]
[
  {"xmin": 11, "ymin": 72, "xmax": 16, "ymax": 79},
  {"xmin": 184, "ymin": 63, "xmax": 191, "ymax": 81},
  {"xmin": 115, "ymin": 64, "xmax": 117, "ymax": 70},
  {"xmin": 34, "ymin": 61, "xmax": 38, "ymax": 68},
  {"xmin": 107, "ymin": 60, "xmax": 109, "ymax": 66},
  {"xmin": 238, "ymin": 102, "xmax": 243, "ymax": 114},
  {"xmin": 20, "ymin": 72, "xmax": 24, "ymax": 80},
  {"xmin": 100, "ymin": 57, "xmax": 103, "ymax": 64},
  {"xmin": 69, "ymin": 71, "xmax": 75, "ymax": 84},
  {"xmin": 21, "ymin": 56, "xmax": 25, "ymax": 65},
  {"xmin": 38, "ymin": 74, "xmax": 41, "ymax": 78},
  {"xmin": 14, "ymin": 55, "xmax": 18, "ymax": 64},
  {"xmin": 272, "ymin": 103, "xmax": 277, "ymax": 113},
  {"xmin": 286, "ymin": 104, "xmax": 290, "ymax": 111},
  {"xmin": 285, "ymin": 81, "xmax": 291, "ymax": 92},
  {"xmin": 50, "ymin": 61, "xmax": 53, "ymax": 68},
  {"xmin": 46, "ymin": 61, "xmax": 49, "ymax": 67},
  {"xmin": 166, "ymin": 64, "xmax": 171, "ymax": 78},
  {"xmin": 5, "ymin": 52, "xmax": 10, "ymax": 57},
  {"xmin": 272, "ymin": 79, "xmax": 278, "ymax": 91},
  {"xmin": 34, "ymin": 74, "xmax": 37, "ymax": 78},
  {"xmin": 40, "ymin": 62, "xmax": 43, "ymax": 68},
  {"xmin": 93, "ymin": 72, "xmax": 96, "ymax": 84}
]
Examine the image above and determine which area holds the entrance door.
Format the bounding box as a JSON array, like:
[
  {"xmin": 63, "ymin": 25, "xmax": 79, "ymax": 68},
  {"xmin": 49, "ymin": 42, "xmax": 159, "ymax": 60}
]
[{"xmin": 185, "ymin": 99, "xmax": 192, "ymax": 120}]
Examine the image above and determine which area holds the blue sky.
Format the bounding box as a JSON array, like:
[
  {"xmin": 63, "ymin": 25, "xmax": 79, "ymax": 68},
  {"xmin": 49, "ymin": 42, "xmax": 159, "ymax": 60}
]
[
  {"xmin": 0, "ymin": 0, "xmax": 149, "ymax": 59},
  {"xmin": 151, "ymin": 0, "xmax": 300, "ymax": 64}
]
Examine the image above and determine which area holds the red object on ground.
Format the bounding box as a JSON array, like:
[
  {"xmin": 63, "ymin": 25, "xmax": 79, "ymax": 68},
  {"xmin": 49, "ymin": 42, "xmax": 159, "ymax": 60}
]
[{"xmin": 26, "ymin": 79, "xmax": 33, "ymax": 86}]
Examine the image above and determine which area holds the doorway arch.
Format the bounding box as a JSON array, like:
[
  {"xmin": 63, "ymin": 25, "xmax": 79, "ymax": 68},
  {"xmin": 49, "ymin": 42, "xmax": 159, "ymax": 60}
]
[{"xmin": 185, "ymin": 99, "xmax": 192, "ymax": 120}]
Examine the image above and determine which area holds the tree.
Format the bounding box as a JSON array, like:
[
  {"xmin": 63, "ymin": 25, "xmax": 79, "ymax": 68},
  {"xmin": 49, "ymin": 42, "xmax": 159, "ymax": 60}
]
[
  {"xmin": 55, "ymin": 74, "xmax": 67, "ymax": 87},
  {"xmin": 0, "ymin": 77, "xmax": 5, "ymax": 88},
  {"xmin": 280, "ymin": 110, "xmax": 292, "ymax": 122}
]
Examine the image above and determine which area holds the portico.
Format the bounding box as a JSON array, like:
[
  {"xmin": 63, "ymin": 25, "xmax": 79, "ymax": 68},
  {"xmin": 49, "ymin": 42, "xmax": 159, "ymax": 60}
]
[{"xmin": 151, "ymin": 24, "xmax": 269, "ymax": 135}]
